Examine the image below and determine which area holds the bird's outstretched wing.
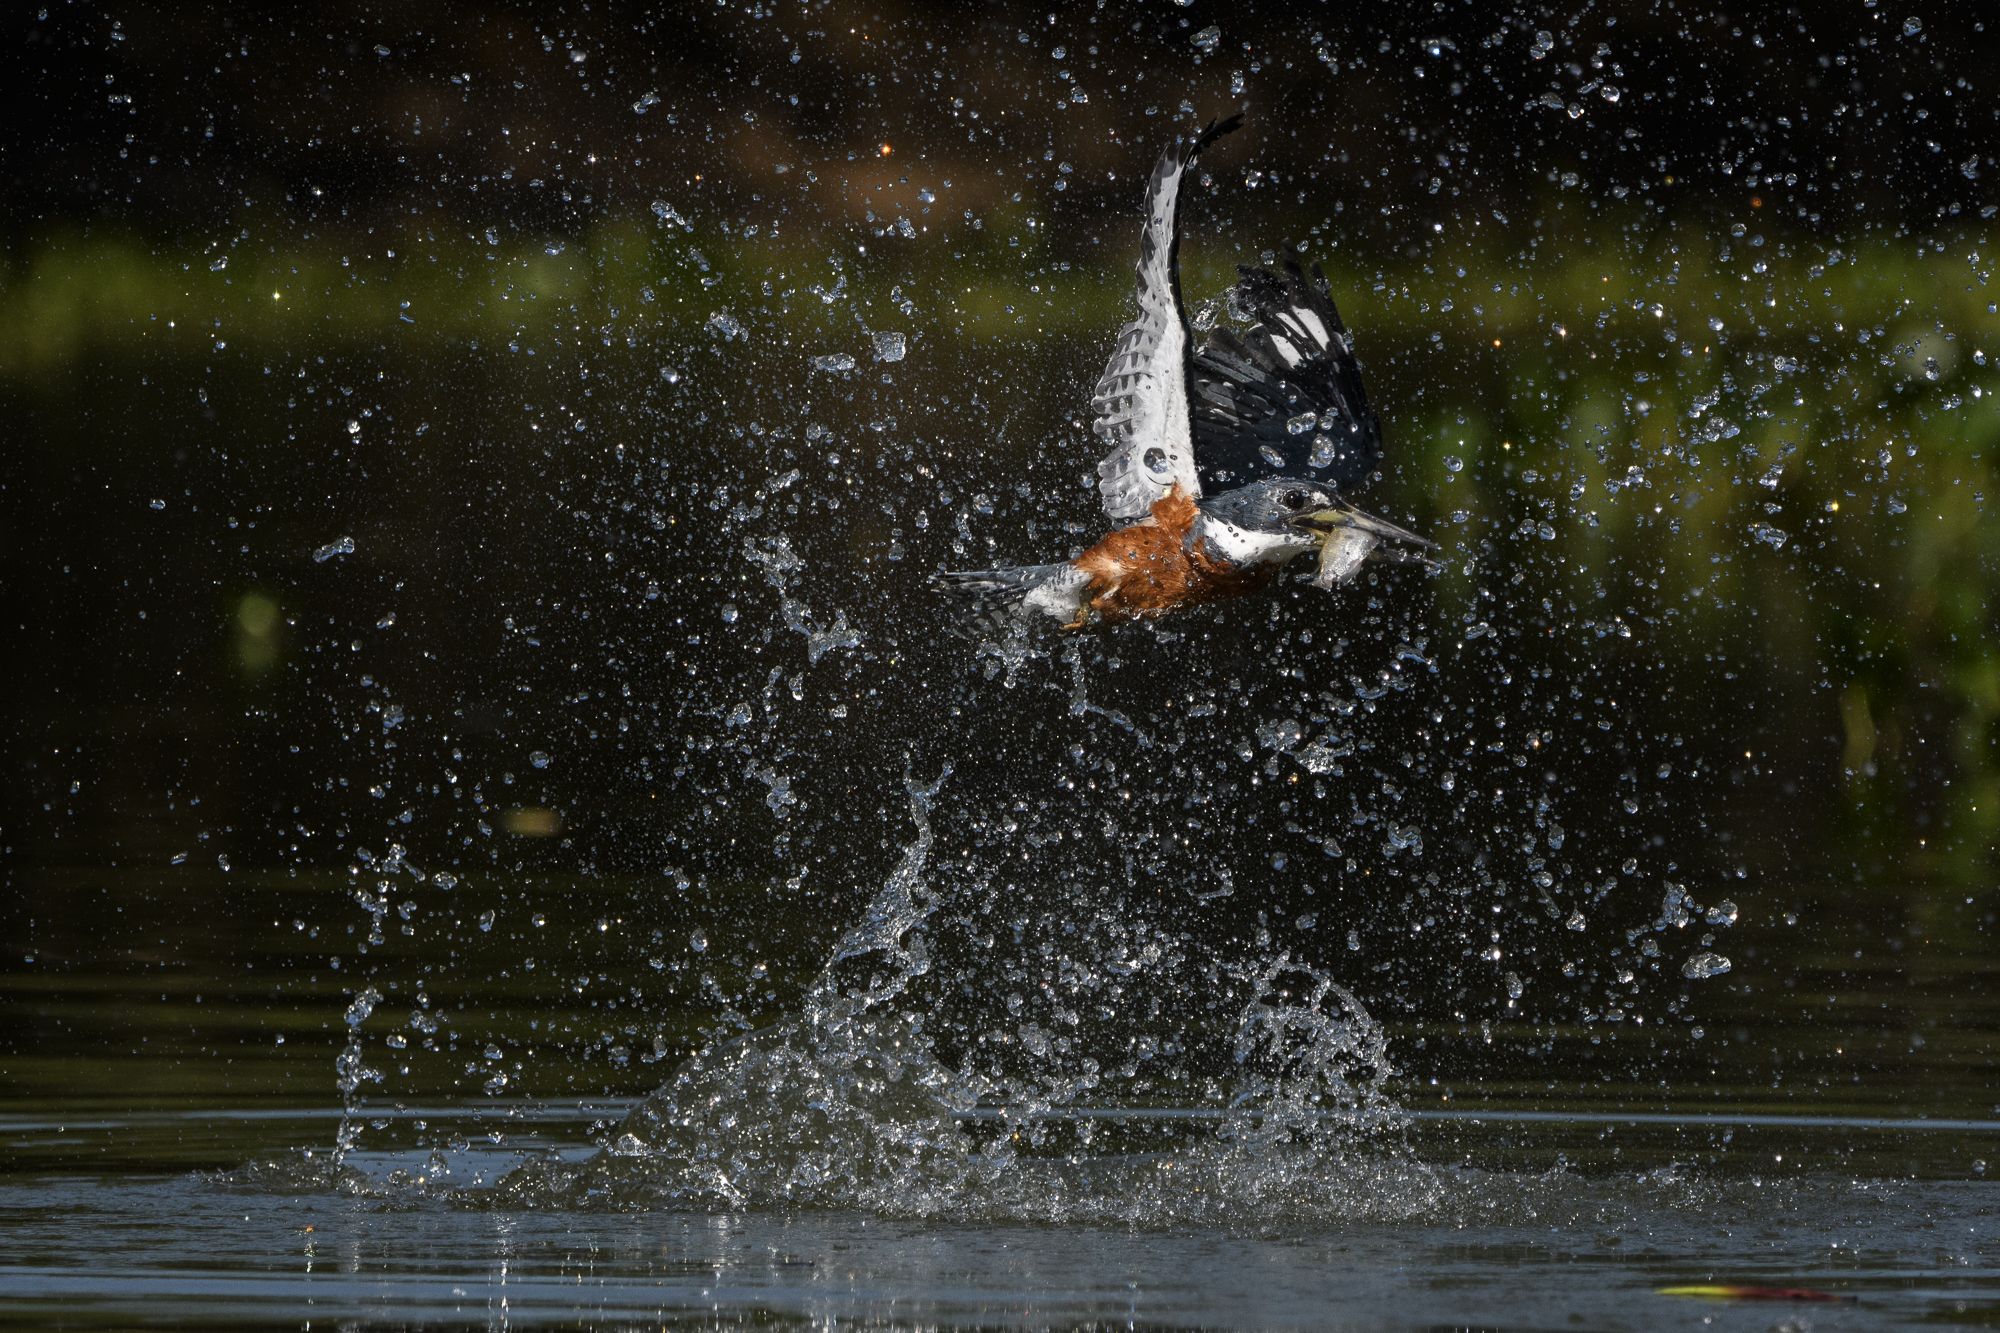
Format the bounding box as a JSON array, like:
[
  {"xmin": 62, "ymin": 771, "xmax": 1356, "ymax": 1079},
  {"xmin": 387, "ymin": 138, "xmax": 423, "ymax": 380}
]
[
  {"xmin": 1091, "ymin": 114, "xmax": 1243, "ymax": 520},
  {"xmin": 1187, "ymin": 246, "xmax": 1385, "ymax": 494}
]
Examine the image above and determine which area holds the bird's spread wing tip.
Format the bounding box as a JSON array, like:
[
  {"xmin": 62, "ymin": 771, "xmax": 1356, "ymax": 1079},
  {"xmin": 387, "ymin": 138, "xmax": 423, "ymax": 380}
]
[{"xmin": 1090, "ymin": 117, "xmax": 1247, "ymax": 519}]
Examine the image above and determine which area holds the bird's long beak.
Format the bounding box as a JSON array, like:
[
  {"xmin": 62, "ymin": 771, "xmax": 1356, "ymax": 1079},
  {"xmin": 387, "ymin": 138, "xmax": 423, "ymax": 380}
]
[{"xmin": 1291, "ymin": 504, "xmax": 1437, "ymax": 550}]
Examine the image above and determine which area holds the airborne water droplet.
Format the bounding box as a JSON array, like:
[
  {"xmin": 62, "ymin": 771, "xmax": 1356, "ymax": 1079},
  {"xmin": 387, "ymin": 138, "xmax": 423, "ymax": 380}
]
[{"xmin": 1681, "ymin": 951, "xmax": 1732, "ymax": 979}]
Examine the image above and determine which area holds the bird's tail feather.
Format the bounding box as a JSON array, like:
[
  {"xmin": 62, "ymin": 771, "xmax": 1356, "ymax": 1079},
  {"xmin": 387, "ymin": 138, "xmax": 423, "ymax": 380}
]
[{"xmin": 931, "ymin": 563, "xmax": 1087, "ymax": 638}]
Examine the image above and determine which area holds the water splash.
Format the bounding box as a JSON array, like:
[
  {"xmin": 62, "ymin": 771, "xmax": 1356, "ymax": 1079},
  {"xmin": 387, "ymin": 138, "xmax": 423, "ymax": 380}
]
[
  {"xmin": 491, "ymin": 774, "xmax": 1439, "ymax": 1223},
  {"xmin": 332, "ymin": 985, "xmax": 383, "ymax": 1166}
]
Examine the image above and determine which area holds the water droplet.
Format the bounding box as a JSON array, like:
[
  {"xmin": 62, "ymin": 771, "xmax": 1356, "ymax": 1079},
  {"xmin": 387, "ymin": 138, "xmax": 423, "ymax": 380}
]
[
  {"xmin": 149, "ymin": 498, "xmax": 166, "ymax": 510},
  {"xmin": 1346, "ymin": 930, "xmax": 1362, "ymax": 951},
  {"xmin": 1566, "ymin": 911, "xmax": 1587, "ymax": 931},
  {"xmin": 720, "ymin": 604, "xmax": 739, "ymax": 624},
  {"xmin": 1256, "ymin": 717, "xmax": 1303, "ymax": 751},
  {"xmin": 690, "ymin": 929, "xmax": 708, "ymax": 953},
  {"xmin": 811, "ymin": 352, "xmax": 857, "ymax": 373},
  {"xmin": 1750, "ymin": 521, "xmax": 1788, "ymax": 549},
  {"xmin": 918, "ymin": 188, "xmax": 935, "ymax": 204},
  {"xmin": 1709, "ymin": 316, "xmax": 1725, "ymax": 332},
  {"xmin": 632, "ymin": 91, "xmax": 660, "ymax": 114},
  {"xmin": 1443, "ymin": 455, "xmax": 1463, "ymax": 473},
  {"xmin": 1706, "ymin": 899, "xmax": 1739, "ymax": 926},
  {"xmin": 1903, "ymin": 16, "xmax": 1922, "ymax": 35},
  {"xmin": 872, "ymin": 331, "xmax": 906, "ymax": 363},
  {"xmin": 530, "ymin": 751, "xmax": 550, "ymax": 769},
  {"xmin": 1286, "ymin": 412, "xmax": 1317, "ymax": 436},
  {"xmin": 344, "ymin": 989, "xmax": 379, "ymax": 1026},
  {"xmin": 1191, "ymin": 24, "xmax": 1221, "ymax": 53},
  {"xmin": 478, "ymin": 910, "xmax": 495, "ymax": 932},
  {"xmin": 216, "ymin": 854, "xmax": 231, "ymax": 872},
  {"xmin": 314, "ymin": 536, "xmax": 356, "ymax": 562},
  {"xmin": 544, "ymin": 242, "xmax": 564, "ymax": 257},
  {"xmin": 1681, "ymin": 951, "xmax": 1732, "ymax": 979},
  {"xmin": 346, "ymin": 420, "xmax": 361, "ymax": 437},
  {"xmin": 1258, "ymin": 444, "xmax": 1286, "ymax": 468},
  {"xmin": 209, "ymin": 256, "xmax": 227, "ymax": 271}
]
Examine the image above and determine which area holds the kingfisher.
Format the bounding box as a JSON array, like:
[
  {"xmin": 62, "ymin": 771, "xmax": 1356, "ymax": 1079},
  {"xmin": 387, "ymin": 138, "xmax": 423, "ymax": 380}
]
[{"xmin": 934, "ymin": 115, "xmax": 1432, "ymax": 635}]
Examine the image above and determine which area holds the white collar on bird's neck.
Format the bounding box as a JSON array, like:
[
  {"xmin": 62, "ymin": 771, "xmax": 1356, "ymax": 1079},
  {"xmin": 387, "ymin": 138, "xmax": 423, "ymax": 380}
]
[{"xmin": 1188, "ymin": 512, "xmax": 1312, "ymax": 567}]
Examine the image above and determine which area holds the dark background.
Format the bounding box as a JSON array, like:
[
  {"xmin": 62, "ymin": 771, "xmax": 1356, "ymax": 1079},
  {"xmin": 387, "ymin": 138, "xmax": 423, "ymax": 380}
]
[
  {"xmin": 7, "ymin": 0, "xmax": 1996, "ymax": 234},
  {"xmin": 4, "ymin": 0, "xmax": 1998, "ymax": 1121}
]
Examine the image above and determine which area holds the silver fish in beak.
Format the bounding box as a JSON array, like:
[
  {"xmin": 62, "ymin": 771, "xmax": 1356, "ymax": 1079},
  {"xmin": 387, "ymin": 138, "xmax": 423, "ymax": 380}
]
[{"xmin": 1290, "ymin": 502, "xmax": 1437, "ymax": 590}]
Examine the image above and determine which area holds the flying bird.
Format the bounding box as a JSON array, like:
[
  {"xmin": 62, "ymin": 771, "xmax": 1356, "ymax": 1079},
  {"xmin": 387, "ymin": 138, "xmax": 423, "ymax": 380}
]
[{"xmin": 934, "ymin": 115, "xmax": 1432, "ymax": 635}]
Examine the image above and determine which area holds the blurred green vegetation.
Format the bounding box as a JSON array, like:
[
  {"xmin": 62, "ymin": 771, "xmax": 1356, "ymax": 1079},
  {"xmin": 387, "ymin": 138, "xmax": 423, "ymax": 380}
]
[{"xmin": 6, "ymin": 197, "xmax": 1997, "ymax": 882}]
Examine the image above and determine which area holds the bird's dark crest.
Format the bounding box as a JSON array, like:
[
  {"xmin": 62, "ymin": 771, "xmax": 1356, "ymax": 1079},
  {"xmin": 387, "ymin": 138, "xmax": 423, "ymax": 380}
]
[{"xmin": 1188, "ymin": 245, "xmax": 1386, "ymax": 494}]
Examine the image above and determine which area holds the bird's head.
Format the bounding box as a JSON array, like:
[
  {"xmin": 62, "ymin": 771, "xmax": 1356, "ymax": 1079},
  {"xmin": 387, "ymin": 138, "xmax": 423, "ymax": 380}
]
[{"xmin": 1195, "ymin": 479, "xmax": 1346, "ymax": 555}]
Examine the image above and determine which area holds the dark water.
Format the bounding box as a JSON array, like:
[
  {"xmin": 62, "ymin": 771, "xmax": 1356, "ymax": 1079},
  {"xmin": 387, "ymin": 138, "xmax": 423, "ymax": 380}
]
[
  {"xmin": 5, "ymin": 1111, "xmax": 2000, "ymax": 1329},
  {"xmin": 7, "ymin": 868, "xmax": 2000, "ymax": 1327}
]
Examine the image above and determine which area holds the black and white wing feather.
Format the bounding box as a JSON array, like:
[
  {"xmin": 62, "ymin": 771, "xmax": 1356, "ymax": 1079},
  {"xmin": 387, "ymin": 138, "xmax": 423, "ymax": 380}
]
[
  {"xmin": 1188, "ymin": 246, "xmax": 1385, "ymax": 494},
  {"xmin": 1091, "ymin": 115, "xmax": 1242, "ymax": 520}
]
